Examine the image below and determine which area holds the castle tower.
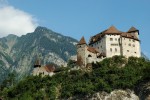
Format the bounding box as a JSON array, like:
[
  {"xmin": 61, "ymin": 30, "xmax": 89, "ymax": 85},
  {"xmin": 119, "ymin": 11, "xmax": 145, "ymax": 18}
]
[
  {"xmin": 77, "ymin": 36, "xmax": 87, "ymax": 67},
  {"xmin": 127, "ymin": 26, "xmax": 141, "ymax": 57},
  {"xmin": 127, "ymin": 26, "xmax": 139, "ymax": 38}
]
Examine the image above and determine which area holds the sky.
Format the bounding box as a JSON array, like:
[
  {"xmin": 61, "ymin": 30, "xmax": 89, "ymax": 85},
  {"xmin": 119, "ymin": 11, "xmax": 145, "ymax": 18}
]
[{"xmin": 0, "ymin": 0, "xmax": 150, "ymax": 58}]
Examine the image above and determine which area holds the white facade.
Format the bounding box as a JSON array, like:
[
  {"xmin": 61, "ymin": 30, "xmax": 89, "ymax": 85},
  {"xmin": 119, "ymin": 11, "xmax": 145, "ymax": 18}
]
[
  {"xmin": 89, "ymin": 26, "xmax": 141, "ymax": 58},
  {"xmin": 85, "ymin": 47, "xmax": 102, "ymax": 64},
  {"xmin": 105, "ymin": 35, "xmax": 121, "ymax": 57},
  {"xmin": 77, "ymin": 26, "xmax": 141, "ymax": 68},
  {"xmin": 90, "ymin": 35, "xmax": 106, "ymax": 54},
  {"xmin": 121, "ymin": 36, "xmax": 141, "ymax": 57}
]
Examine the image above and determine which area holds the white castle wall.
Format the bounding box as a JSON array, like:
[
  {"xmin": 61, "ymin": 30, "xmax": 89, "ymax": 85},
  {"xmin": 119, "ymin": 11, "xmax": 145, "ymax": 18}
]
[
  {"xmin": 85, "ymin": 49, "xmax": 102, "ymax": 64},
  {"xmin": 77, "ymin": 31, "xmax": 141, "ymax": 67},
  {"xmin": 121, "ymin": 37, "xmax": 141, "ymax": 58},
  {"xmin": 89, "ymin": 33, "xmax": 141, "ymax": 58},
  {"xmin": 105, "ymin": 34, "xmax": 121, "ymax": 57},
  {"xmin": 77, "ymin": 43, "xmax": 102, "ymax": 67},
  {"xmin": 90, "ymin": 35, "xmax": 106, "ymax": 54}
]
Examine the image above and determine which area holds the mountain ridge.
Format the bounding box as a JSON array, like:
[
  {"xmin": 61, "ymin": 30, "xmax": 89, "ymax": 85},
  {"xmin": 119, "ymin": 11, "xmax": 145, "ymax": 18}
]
[{"xmin": 0, "ymin": 26, "xmax": 78, "ymax": 82}]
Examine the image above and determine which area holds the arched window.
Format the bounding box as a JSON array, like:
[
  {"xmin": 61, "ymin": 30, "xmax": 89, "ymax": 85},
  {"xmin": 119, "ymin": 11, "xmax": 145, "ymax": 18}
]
[{"xmin": 88, "ymin": 54, "xmax": 92, "ymax": 57}]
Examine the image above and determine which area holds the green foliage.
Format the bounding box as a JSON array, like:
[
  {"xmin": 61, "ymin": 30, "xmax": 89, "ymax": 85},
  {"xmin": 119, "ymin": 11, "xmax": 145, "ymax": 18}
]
[
  {"xmin": 67, "ymin": 60, "xmax": 76, "ymax": 68},
  {"xmin": 0, "ymin": 56, "xmax": 150, "ymax": 99}
]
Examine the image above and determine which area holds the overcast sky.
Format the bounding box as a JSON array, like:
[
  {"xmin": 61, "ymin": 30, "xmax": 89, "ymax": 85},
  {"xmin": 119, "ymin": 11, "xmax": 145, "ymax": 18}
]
[{"xmin": 0, "ymin": 0, "xmax": 150, "ymax": 58}]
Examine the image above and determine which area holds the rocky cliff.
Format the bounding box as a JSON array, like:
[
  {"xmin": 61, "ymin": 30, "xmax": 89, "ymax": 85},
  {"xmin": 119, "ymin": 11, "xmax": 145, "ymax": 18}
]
[{"xmin": 0, "ymin": 26, "xmax": 78, "ymax": 81}]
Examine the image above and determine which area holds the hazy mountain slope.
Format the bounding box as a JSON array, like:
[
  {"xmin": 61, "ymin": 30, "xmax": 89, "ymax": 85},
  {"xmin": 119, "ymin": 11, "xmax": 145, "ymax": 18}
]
[{"xmin": 0, "ymin": 26, "xmax": 78, "ymax": 81}]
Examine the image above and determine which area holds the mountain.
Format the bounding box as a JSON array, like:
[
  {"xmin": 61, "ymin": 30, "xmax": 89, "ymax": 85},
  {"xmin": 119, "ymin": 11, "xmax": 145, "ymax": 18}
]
[{"xmin": 0, "ymin": 26, "xmax": 78, "ymax": 82}]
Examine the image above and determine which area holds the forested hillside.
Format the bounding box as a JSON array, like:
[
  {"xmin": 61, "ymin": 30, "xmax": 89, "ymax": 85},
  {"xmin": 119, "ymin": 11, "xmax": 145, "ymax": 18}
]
[{"xmin": 0, "ymin": 56, "xmax": 150, "ymax": 99}]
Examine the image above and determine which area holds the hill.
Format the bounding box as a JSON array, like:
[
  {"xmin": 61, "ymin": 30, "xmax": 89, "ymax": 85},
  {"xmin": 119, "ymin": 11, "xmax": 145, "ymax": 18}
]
[{"xmin": 0, "ymin": 56, "xmax": 150, "ymax": 99}]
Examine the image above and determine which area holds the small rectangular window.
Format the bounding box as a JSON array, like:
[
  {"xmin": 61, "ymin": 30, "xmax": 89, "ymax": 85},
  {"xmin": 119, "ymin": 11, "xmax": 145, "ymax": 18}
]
[
  {"xmin": 110, "ymin": 38, "xmax": 113, "ymax": 41},
  {"xmin": 110, "ymin": 48, "xmax": 112, "ymax": 52},
  {"xmin": 129, "ymin": 43, "xmax": 131, "ymax": 46},
  {"xmin": 115, "ymin": 48, "xmax": 117, "ymax": 52}
]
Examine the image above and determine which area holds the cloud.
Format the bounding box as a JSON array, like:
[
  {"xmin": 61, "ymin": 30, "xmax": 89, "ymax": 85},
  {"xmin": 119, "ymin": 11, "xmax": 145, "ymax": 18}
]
[{"xmin": 0, "ymin": 1, "xmax": 38, "ymax": 37}]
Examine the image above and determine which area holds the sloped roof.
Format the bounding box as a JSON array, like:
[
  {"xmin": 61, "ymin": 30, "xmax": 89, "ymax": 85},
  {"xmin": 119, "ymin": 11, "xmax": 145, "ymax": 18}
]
[
  {"xmin": 87, "ymin": 46, "xmax": 99, "ymax": 54},
  {"xmin": 121, "ymin": 32, "xmax": 139, "ymax": 40},
  {"xmin": 44, "ymin": 64, "xmax": 55, "ymax": 72},
  {"xmin": 127, "ymin": 26, "xmax": 138, "ymax": 33},
  {"xmin": 78, "ymin": 36, "xmax": 86, "ymax": 45},
  {"xmin": 104, "ymin": 26, "xmax": 122, "ymax": 34},
  {"xmin": 89, "ymin": 26, "xmax": 140, "ymax": 45}
]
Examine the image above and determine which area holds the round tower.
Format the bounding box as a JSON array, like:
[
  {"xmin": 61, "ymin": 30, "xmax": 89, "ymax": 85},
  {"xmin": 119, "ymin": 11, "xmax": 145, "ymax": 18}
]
[{"xmin": 77, "ymin": 36, "xmax": 87, "ymax": 67}]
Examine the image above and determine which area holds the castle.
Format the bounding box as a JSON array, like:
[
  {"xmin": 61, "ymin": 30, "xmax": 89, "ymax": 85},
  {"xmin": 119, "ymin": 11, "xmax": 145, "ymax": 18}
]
[{"xmin": 77, "ymin": 26, "xmax": 141, "ymax": 67}]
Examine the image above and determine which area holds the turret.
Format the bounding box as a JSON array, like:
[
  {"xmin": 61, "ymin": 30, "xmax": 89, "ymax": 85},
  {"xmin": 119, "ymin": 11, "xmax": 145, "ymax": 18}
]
[
  {"xmin": 77, "ymin": 36, "xmax": 87, "ymax": 48},
  {"xmin": 77, "ymin": 37, "xmax": 87, "ymax": 66},
  {"xmin": 127, "ymin": 26, "xmax": 139, "ymax": 39}
]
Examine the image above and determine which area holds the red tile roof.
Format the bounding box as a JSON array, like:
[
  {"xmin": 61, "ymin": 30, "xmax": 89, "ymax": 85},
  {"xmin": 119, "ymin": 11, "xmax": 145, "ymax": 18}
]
[
  {"xmin": 89, "ymin": 26, "xmax": 139, "ymax": 44},
  {"xmin": 127, "ymin": 26, "xmax": 138, "ymax": 33},
  {"xmin": 78, "ymin": 36, "xmax": 86, "ymax": 45},
  {"xmin": 121, "ymin": 32, "xmax": 138, "ymax": 40},
  {"xmin": 87, "ymin": 46, "xmax": 99, "ymax": 54},
  {"xmin": 44, "ymin": 64, "xmax": 55, "ymax": 72},
  {"xmin": 104, "ymin": 26, "xmax": 122, "ymax": 34}
]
